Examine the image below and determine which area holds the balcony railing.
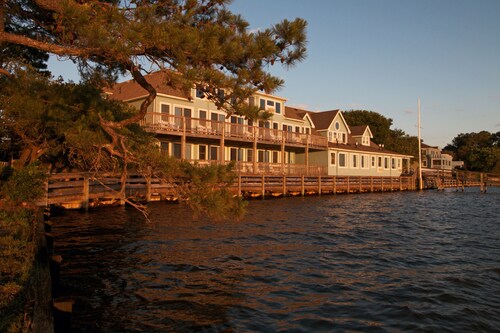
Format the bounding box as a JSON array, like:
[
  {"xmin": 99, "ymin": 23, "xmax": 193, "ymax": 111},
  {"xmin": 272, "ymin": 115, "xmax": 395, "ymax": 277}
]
[
  {"xmin": 189, "ymin": 160, "xmax": 327, "ymax": 176},
  {"xmin": 140, "ymin": 112, "xmax": 328, "ymax": 149}
]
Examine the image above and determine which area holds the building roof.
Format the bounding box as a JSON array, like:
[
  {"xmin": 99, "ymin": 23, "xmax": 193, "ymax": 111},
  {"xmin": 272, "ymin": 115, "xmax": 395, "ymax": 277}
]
[
  {"xmin": 105, "ymin": 71, "xmax": 190, "ymax": 101},
  {"xmin": 284, "ymin": 106, "xmax": 310, "ymax": 120},
  {"xmin": 350, "ymin": 125, "xmax": 368, "ymax": 136},
  {"xmin": 307, "ymin": 110, "xmax": 341, "ymax": 130},
  {"xmin": 421, "ymin": 142, "xmax": 439, "ymax": 149}
]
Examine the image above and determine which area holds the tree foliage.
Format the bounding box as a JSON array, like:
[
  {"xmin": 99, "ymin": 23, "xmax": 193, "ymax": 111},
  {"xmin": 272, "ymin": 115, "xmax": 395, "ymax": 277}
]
[
  {"xmin": 0, "ymin": 0, "xmax": 308, "ymax": 216},
  {"xmin": 444, "ymin": 131, "xmax": 500, "ymax": 172},
  {"xmin": 343, "ymin": 110, "xmax": 418, "ymax": 157}
]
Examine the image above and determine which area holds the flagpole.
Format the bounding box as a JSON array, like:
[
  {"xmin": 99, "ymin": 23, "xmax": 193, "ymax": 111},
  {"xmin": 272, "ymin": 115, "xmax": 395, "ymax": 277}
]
[{"xmin": 417, "ymin": 98, "xmax": 423, "ymax": 190}]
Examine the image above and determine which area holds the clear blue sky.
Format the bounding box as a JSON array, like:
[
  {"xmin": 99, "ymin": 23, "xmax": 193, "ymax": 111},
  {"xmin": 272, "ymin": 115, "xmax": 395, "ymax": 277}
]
[{"xmin": 48, "ymin": 0, "xmax": 500, "ymax": 147}]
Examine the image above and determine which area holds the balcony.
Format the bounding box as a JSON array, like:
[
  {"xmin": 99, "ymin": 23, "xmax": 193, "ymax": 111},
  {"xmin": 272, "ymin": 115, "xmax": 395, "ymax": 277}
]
[{"xmin": 140, "ymin": 112, "xmax": 328, "ymax": 150}]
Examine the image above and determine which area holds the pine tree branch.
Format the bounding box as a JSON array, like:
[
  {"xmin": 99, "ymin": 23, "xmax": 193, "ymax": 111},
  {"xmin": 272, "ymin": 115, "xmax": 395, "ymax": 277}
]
[{"xmin": 0, "ymin": 31, "xmax": 98, "ymax": 57}]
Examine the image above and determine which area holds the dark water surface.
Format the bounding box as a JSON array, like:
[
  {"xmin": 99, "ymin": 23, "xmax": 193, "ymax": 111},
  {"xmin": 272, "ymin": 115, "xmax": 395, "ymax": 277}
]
[{"xmin": 52, "ymin": 189, "xmax": 500, "ymax": 332}]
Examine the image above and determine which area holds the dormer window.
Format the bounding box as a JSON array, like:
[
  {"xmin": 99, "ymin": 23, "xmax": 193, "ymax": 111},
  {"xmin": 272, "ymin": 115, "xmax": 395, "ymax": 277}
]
[{"xmin": 259, "ymin": 97, "xmax": 281, "ymax": 113}]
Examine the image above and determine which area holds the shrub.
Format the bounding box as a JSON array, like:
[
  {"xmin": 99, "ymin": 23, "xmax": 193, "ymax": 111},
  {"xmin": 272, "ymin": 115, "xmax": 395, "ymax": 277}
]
[{"xmin": 0, "ymin": 163, "xmax": 47, "ymax": 205}]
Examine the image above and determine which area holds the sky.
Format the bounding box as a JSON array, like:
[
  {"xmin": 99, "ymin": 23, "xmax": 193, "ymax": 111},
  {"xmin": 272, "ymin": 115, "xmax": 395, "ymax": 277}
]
[{"xmin": 48, "ymin": 0, "xmax": 500, "ymax": 147}]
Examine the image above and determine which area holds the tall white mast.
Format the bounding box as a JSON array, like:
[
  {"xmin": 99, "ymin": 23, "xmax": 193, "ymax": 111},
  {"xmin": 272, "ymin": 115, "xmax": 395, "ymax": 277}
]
[{"xmin": 417, "ymin": 98, "xmax": 423, "ymax": 190}]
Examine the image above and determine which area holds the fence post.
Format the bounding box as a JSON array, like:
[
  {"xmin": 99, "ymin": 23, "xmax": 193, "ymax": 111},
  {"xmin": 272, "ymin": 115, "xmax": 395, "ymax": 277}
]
[
  {"xmin": 370, "ymin": 176, "xmax": 374, "ymax": 192},
  {"xmin": 318, "ymin": 176, "xmax": 322, "ymax": 195},
  {"xmin": 333, "ymin": 176, "xmax": 336, "ymax": 194},
  {"xmin": 346, "ymin": 176, "xmax": 350, "ymax": 194},
  {"xmin": 359, "ymin": 176, "xmax": 362, "ymax": 193}
]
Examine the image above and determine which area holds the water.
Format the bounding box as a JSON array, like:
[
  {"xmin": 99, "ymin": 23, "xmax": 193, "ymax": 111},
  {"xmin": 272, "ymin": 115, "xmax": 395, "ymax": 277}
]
[{"xmin": 51, "ymin": 189, "xmax": 500, "ymax": 332}]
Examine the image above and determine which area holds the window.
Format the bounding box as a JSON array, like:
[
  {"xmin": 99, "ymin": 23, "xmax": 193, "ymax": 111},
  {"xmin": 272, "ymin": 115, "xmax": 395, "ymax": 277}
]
[
  {"xmin": 330, "ymin": 152, "xmax": 336, "ymax": 165},
  {"xmin": 371, "ymin": 156, "xmax": 376, "ymax": 167},
  {"xmin": 352, "ymin": 154, "xmax": 358, "ymax": 168},
  {"xmin": 267, "ymin": 100, "xmax": 275, "ymax": 107},
  {"xmin": 276, "ymin": 102, "xmax": 281, "ymax": 114},
  {"xmin": 199, "ymin": 145, "xmax": 207, "ymax": 160},
  {"xmin": 260, "ymin": 98, "xmax": 265, "ymax": 110},
  {"xmin": 305, "ymin": 128, "xmax": 310, "ymax": 134},
  {"xmin": 391, "ymin": 158, "xmax": 396, "ymax": 169},
  {"xmin": 342, "ymin": 133, "xmax": 346, "ymax": 143},
  {"xmin": 273, "ymin": 122, "xmax": 279, "ymax": 130},
  {"xmin": 160, "ymin": 104, "xmax": 170, "ymax": 123},
  {"xmin": 209, "ymin": 146, "xmax": 219, "ymax": 161},
  {"xmin": 195, "ymin": 86, "xmax": 205, "ymax": 99},
  {"xmin": 199, "ymin": 110, "xmax": 207, "ymax": 126},
  {"xmin": 397, "ymin": 159, "xmax": 401, "ymax": 169},
  {"xmin": 272, "ymin": 151, "xmax": 279, "ymax": 163},
  {"xmin": 160, "ymin": 142, "xmax": 169, "ymax": 156},
  {"xmin": 247, "ymin": 149, "xmax": 253, "ymax": 162},
  {"xmin": 339, "ymin": 153, "xmax": 347, "ymax": 167},
  {"xmin": 185, "ymin": 143, "xmax": 191, "ymax": 160},
  {"xmin": 258, "ymin": 150, "xmax": 267, "ymax": 163},
  {"xmin": 230, "ymin": 148, "xmax": 238, "ymax": 161},
  {"xmin": 173, "ymin": 143, "xmax": 182, "ymax": 159},
  {"xmin": 211, "ymin": 112, "xmax": 225, "ymax": 123},
  {"xmin": 295, "ymin": 126, "xmax": 300, "ymax": 133},
  {"xmin": 161, "ymin": 104, "xmax": 170, "ymax": 114},
  {"xmin": 385, "ymin": 157, "xmax": 389, "ymax": 169},
  {"xmin": 335, "ymin": 121, "xmax": 340, "ymax": 130},
  {"xmin": 328, "ymin": 132, "xmax": 334, "ymax": 142},
  {"xmin": 378, "ymin": 156, "xmax": 382, "ymax": 168},
  {"xmin": 361, "ymin": 155, "xmax": 367, "ymax": 169}
]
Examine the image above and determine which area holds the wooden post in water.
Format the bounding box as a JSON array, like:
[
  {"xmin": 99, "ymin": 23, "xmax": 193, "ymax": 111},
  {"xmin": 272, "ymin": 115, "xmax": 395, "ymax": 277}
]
[
  {"xmin": 301, "ymin": 175, "xmax": 305, "ymax": 196},
  {"xmin": 381, "ymin": 177, "xmax": 384, "ymax": 192},
  {"xmin": 318, "ymin": 176, "xmax": 322, "ymax": 195},
  {"xmin": 282, "ymin": 175, "xmax": 287, "ymax": 197},
  {"xmin": 82, "ymin": 175, "xmax": 89, "ymax": 210},
  {"xmin": 370, "ymin": 176, "xmax": 374, "ymax": 192},
  {"xmin": 333, "ymin": 176, "xmax": 336, "ymax": 194},
  {"xmin": 261, "ymin": 175, "xmax": 265, "ymax": 199},
  {"xmin": 480, "ymin": 173, "xmax": 485, "ymax": 193},
  {"xmin": 146, "ymin": 176, "xmax": 152, "ymax": 202}
]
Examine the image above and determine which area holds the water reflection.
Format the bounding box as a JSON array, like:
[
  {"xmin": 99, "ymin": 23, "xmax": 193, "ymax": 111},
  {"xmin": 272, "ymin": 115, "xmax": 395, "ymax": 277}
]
[{"xmin": 52, "ymin": 189, "xmax": 500, "ymax": 332}]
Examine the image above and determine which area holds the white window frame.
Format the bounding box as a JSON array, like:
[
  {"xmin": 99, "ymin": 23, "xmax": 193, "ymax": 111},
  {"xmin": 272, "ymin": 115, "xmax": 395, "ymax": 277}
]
[
  {"xmin": 351, "ymin": 154, "xmax": 359, "ymax": 168},
  {"xmin": 338, "ymin": 153, "xmax": 347, "ymax": 168}
]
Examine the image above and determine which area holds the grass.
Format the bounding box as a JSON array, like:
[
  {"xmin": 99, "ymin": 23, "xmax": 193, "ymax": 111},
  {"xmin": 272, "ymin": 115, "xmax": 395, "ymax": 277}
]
[{"xmin": 0, "ymin": 206, "xmax": 36, "ymax": 332}]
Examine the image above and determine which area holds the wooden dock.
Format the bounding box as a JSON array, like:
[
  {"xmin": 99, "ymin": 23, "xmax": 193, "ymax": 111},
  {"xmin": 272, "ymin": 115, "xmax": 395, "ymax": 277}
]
[
  {"xmin": 39, "ymin": 173, "xmax": 417, "ymax": 209},
  {"xmin": 422, "ymin": 170, "xmax": 500, "ymax": 192}
]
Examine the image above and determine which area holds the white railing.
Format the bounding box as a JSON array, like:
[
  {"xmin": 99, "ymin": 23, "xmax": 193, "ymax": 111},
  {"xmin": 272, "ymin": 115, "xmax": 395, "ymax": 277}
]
[{"xmin": 140, "ymin": 113, "xmax": 328, "ymax": 148}]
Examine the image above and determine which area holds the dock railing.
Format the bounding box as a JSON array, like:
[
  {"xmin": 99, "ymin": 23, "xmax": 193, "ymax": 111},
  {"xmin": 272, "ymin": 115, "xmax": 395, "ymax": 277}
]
[{"xmin": 40, "ymin": 172, "xmax": 416, "ymax": 208}]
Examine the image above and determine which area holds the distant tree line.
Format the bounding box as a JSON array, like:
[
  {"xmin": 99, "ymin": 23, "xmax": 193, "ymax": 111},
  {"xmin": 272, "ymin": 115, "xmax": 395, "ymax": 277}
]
[
  {"xmin": 343, "ymin": 110, "xmax": 419, "ymax": 159},
  {"xmin": 444, "ymin": 131, "xmax": 500, "ymax": 173}
]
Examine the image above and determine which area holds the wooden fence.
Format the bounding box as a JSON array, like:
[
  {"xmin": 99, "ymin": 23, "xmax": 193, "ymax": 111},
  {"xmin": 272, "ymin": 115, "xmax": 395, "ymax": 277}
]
[{"xmin": 39, "ymin": 173, "xmax": 416, "ymax": 209}]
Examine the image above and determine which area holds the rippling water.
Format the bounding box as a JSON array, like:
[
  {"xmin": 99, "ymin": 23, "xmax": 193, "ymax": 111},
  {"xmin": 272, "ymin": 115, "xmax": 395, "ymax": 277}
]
[{"xmin": 51, "ymin": 188, "xmax": 500, "ymax": 332}]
